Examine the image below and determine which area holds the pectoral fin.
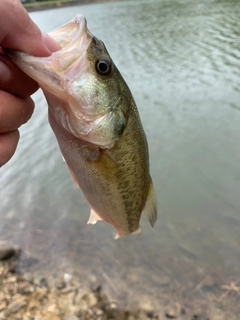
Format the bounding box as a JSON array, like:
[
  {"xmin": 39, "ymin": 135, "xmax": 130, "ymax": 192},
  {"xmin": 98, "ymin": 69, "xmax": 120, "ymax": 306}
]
[
  {"xmin": 87, "ymin": 208, "xmax": 103, "ymax": 224},
  {"xmin": 143, "ymin": 178, "xmax": 157, "ymax": 227}
]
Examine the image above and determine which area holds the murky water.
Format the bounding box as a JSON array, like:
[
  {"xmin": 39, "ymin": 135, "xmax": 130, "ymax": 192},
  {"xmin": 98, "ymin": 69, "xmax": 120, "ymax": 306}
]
[{"xmin": 1, "ymin": 0, "xmax": 240, "ymax": 315}]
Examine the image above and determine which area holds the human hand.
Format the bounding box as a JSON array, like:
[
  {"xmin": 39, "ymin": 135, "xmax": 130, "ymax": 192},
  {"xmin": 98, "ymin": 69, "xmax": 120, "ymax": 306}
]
[{"xmin": 0, "ymin": 0, "xmax": 60, "ymax": 167}]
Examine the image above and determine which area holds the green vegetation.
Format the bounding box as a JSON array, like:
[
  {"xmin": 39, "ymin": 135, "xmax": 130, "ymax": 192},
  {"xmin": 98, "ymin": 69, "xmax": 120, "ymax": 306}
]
[
  {"xmin": 23, "ymin": 0, "xmax": 79, "ymax": 8},
  {"xmin": 22, "ymin": 0, "xmax": 117, "ymax": 10},
  {"xmin": 23, "ymin": 0, "xmax": 74, "ymax": 2}
]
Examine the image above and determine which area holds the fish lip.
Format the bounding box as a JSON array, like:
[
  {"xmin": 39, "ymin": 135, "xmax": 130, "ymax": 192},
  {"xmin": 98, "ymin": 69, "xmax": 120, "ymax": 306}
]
[
  {"xmin": 49, "ymin": 14, "xmax": 90, "ymax": 51},
  {"xmin": 46, "ymin": 14, "xmax": 92, "ymax": 89}
]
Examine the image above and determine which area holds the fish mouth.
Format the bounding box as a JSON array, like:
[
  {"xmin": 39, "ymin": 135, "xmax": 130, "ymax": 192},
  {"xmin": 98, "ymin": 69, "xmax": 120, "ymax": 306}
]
[
  {"xmin": 49, "ymin": 14, "xmax": 92, "ymax": 63},
  {"xmin": 7, "ymin": 14, "xmax": 92, "ymax": 96}
]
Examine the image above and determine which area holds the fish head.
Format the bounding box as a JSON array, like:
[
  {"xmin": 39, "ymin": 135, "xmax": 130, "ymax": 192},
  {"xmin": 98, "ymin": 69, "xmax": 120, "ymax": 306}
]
[{"xmin": 9, "ymin": 14, "xmax": 129, "ymax": 148}]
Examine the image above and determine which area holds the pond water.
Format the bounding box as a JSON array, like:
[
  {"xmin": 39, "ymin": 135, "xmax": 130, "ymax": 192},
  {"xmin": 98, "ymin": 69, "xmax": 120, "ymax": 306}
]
[{"xmin": 1, "ymin": 0, "xmax": 240, "ymax": 316}]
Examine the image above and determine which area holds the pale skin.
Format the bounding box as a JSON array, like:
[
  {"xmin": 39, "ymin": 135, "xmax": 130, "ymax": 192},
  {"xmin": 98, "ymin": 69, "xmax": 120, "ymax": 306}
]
[{"xmin": 0, "ymin": 0, "xmax": 60, "ymax": 167}]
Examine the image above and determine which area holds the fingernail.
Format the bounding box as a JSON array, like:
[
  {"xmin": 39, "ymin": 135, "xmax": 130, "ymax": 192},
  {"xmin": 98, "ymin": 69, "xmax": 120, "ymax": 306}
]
[{"xmin": 0, "ymin": 60, "xmax": 11, "ymax": 83}]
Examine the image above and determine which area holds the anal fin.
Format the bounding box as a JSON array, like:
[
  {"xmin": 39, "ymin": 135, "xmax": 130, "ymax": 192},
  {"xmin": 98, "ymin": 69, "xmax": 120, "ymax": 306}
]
[
  {"xmin": 143, "ymin": 178, "xmax": 157, "ymax": 227},
  {"xmin": 87, "ymin": 208, "xmax": 103, "ymax": 225},
  {"xmin": 114, "ymin": 226, "xmax": 142, "ymax": 240},
  {"xmin": 131, "ymin": 225, "xmax": 142, "ymax": 235}
]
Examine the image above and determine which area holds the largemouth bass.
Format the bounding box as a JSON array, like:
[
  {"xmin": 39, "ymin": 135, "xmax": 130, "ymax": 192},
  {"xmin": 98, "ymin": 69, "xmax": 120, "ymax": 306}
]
[{"xmin": 9, "ymin": 14, "xmax": 157, "ymax": 238}]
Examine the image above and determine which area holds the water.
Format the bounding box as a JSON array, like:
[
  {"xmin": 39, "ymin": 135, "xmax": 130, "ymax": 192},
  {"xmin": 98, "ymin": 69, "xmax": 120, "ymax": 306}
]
[{"xmin": 1, "ymin": 0, "xmax": 240, "ymax": 315}]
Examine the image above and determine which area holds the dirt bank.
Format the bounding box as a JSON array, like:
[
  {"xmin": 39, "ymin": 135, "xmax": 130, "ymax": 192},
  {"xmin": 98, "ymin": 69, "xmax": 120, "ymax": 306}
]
[{"xmin": 0, "ymin": 242, "xmax": 238, "ymax": 320}]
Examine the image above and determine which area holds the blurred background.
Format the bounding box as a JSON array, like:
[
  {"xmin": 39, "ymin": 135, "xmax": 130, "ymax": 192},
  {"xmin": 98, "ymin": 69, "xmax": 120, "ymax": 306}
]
[{"xmin": 1, "ymin": 0, "xmax": 240, "ymax": 317}]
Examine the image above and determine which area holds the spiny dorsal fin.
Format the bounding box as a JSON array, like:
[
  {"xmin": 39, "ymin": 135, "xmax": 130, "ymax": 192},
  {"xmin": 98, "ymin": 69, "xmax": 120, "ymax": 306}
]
[{"xmin": 143, "ymin": 178, "xmax": 157, "ymax": 227}]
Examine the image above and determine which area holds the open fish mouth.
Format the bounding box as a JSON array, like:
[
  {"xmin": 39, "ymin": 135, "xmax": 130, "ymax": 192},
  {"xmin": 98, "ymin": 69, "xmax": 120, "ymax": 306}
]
[
  {"xmin": 8, "ymin": 14, "xmax": 92, "ymax": 94},
  {"xmin": 49, "ymin": 14, "xmax": 91, "ymax": 50},
  {"xmin": 48, "ymin": 14, "xmax": 93, "ymax": 75}
]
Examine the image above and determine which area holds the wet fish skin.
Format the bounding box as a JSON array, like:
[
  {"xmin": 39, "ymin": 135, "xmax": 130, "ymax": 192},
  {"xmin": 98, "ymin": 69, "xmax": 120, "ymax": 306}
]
[{"xmin": 8, "ymin": 14, "xmax": 157, "ymax": 238}]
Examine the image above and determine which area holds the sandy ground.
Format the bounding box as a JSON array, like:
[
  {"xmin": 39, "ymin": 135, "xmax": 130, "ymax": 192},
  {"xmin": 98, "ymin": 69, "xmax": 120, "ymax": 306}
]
[{"xmin": 0, "ymin": 242, "xmax": 239, "ymax": 320}]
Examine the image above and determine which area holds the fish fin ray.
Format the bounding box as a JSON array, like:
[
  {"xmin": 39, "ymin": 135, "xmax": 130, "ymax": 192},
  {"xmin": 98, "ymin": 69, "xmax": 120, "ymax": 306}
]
[
  {"xmin": 143, "ymin": 178, "xmax": 157, "ymax": 227},
  {"xmin": 114, "ymin": 226, "xmax": 142, "ymax": 240},
  {"xmin": 114, "ymin": 233, "xmax": 120, "ymax": 240},
  {"xmin": 101, "ymin": 150, "xmax": 118, "ymax": 168},
  {"xmin": 131, "ymin": 225, "xmax": 142, "ymax": 235},
  {"xmin": 87, "ymin": 208, "xmax": 102, "ymax": 224}
]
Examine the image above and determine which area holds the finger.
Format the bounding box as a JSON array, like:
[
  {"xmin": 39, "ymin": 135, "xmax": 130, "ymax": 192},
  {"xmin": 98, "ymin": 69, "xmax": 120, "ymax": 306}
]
[
  {"xmin": 0, "ymin": 91, "xmax": 34, "ymax": 133},
  {"xmin": 0, "ymin": 54, "xmax": 39, "ymax": 98},
  {"xmin": 0, "ymin": 0, "xmax": 60, "ymax": 56},
  {"xmin": 42, "ymin": 32, "xmax": 61, "ymax": 53},
  {"xmin": 0, "ymin": 130, "xmax": 19, "ymax": 167}
]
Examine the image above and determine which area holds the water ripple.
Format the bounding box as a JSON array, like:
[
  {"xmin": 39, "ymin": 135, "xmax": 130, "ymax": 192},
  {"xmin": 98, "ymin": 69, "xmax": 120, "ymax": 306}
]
[{"xmin": 1, "ymin": 0, "xmax": 240, "ymax": 312}]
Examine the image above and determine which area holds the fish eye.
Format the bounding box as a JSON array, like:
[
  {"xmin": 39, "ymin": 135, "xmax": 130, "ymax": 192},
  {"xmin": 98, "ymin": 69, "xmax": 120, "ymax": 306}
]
[{"xmin": 96, "ymin": 57, "xmax": 112, "ymax": 76}]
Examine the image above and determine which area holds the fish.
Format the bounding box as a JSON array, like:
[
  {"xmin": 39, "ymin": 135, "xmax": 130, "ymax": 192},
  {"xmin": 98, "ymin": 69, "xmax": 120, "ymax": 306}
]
[{"xmin": 8, "ymin": 14, "xmax": 157, "ymax": 238}]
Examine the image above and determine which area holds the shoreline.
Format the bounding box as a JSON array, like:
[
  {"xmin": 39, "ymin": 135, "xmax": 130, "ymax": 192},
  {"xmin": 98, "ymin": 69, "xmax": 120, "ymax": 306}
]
[
  {"xmin": 0, "ymin": 242, "xmax": 233, "ymax": 320},
  {"xmin": 24, "ymin": 0, "xmax": 119, "ymax": 12},
  {"xmin": 0, "ymin": 260, "xmax": 158, "ymax": 320}
]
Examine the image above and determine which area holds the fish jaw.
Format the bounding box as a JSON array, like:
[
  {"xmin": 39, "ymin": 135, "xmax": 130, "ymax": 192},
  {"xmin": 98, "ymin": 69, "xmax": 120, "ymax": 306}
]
[
  {"xmin": 8, "ymin": 14, "xmax": 127, "ymax": 149},
  {"xmin": 9, "ymin": 14, "xmax": 91, "ymax": 101}
]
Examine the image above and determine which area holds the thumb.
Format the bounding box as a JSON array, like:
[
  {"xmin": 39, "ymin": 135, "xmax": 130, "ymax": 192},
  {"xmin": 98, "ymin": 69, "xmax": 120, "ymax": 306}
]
[{"xmin": 0, "ymin": 0, "xmax": 60, "ymax": 56}]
